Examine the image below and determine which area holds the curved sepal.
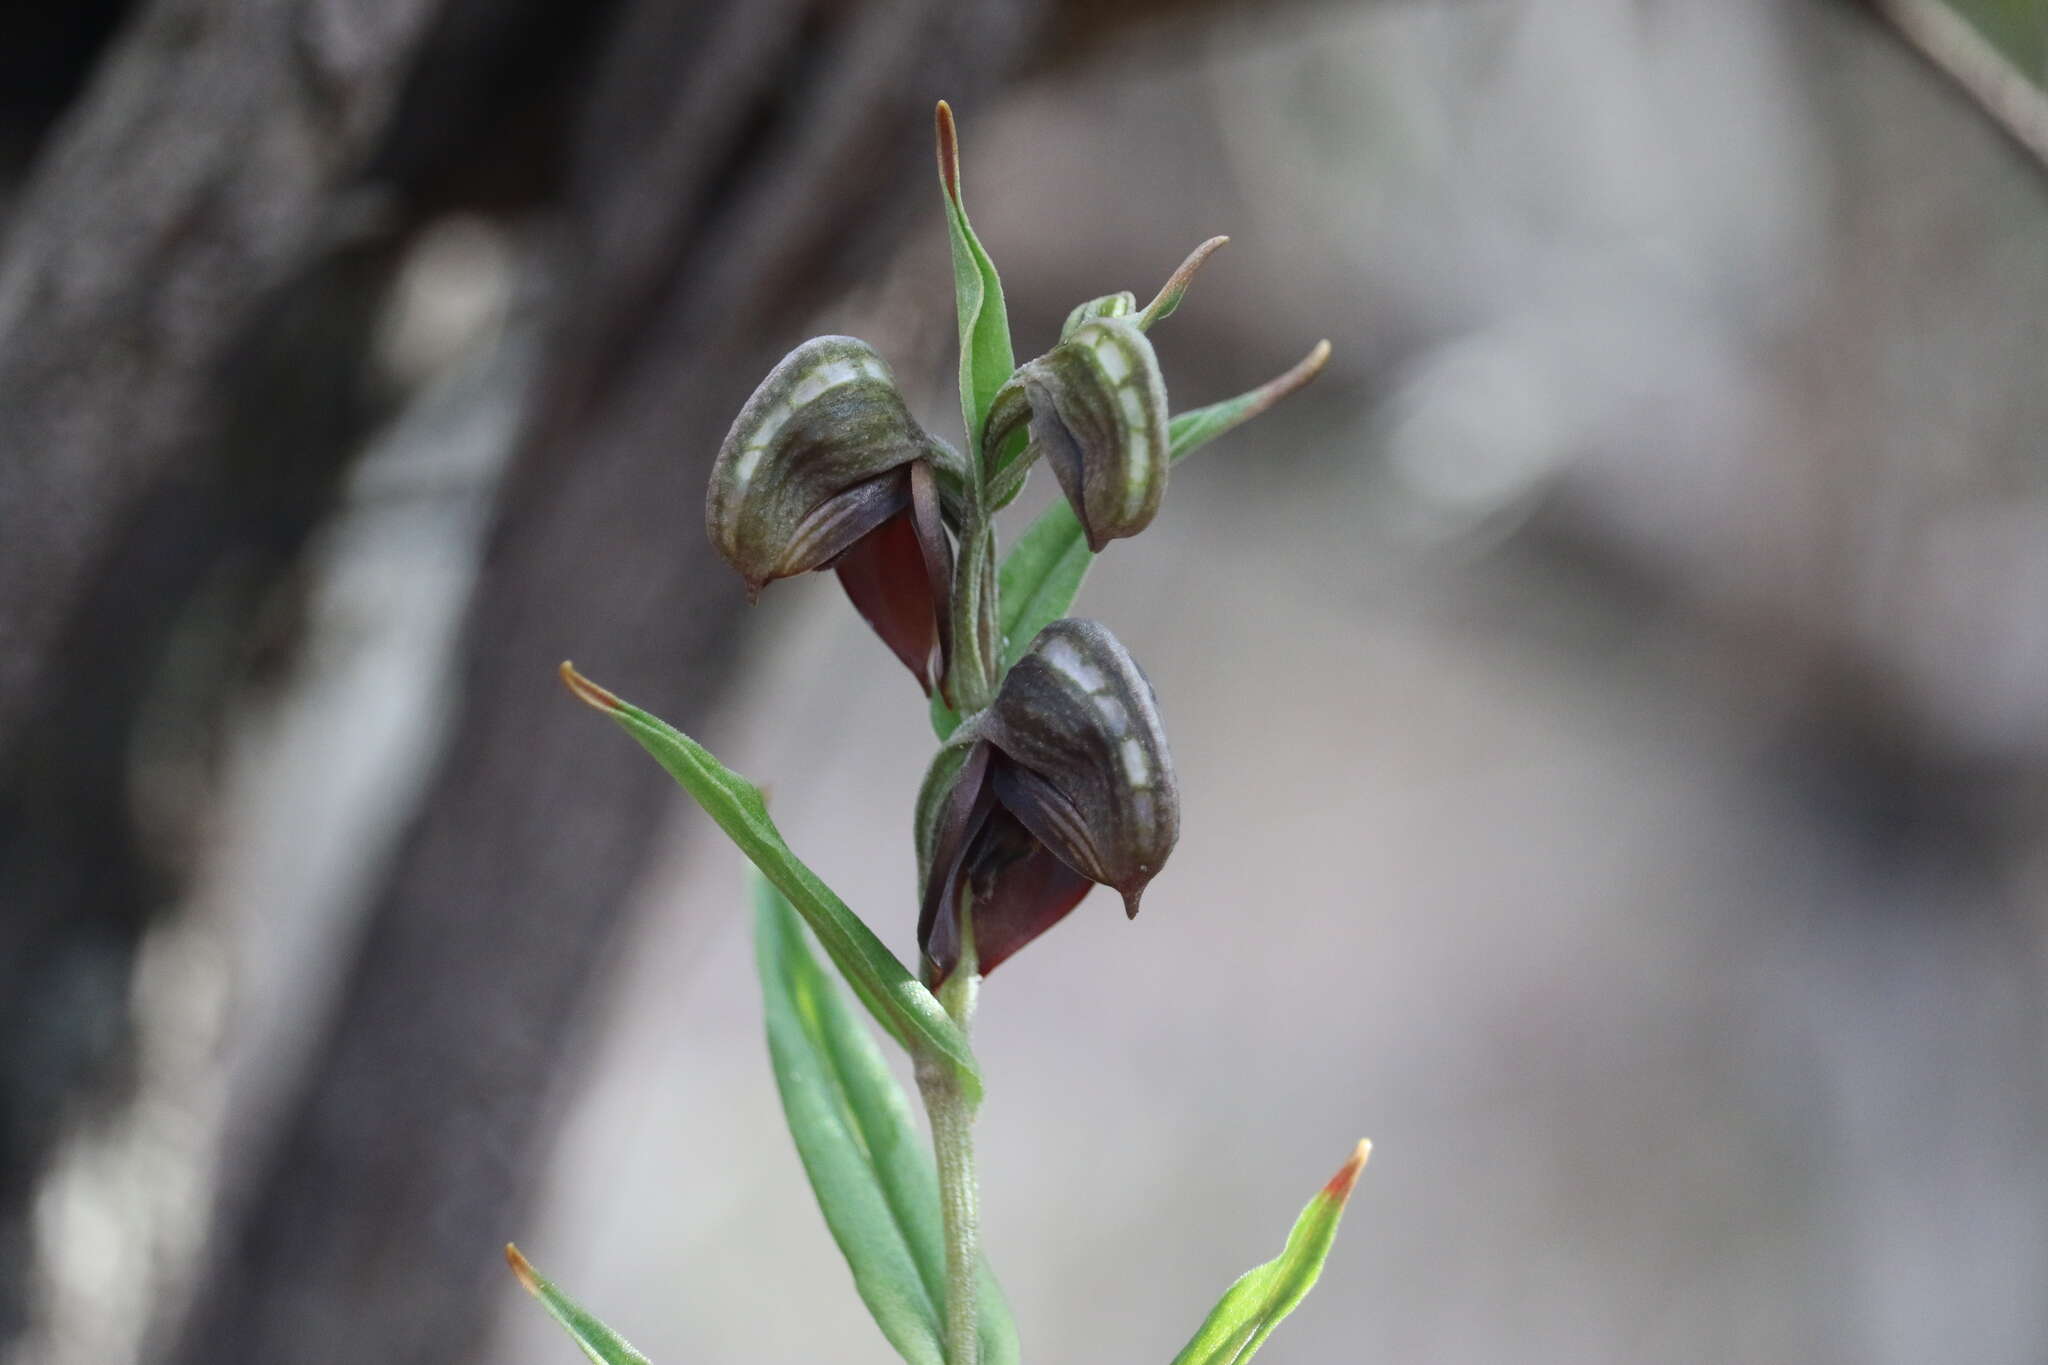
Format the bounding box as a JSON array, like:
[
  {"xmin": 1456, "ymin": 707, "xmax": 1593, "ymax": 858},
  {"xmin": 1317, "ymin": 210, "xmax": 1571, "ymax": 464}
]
[{"xmin": 1136, "ymin": 235, "xmax": 1228, "ymax": 330}]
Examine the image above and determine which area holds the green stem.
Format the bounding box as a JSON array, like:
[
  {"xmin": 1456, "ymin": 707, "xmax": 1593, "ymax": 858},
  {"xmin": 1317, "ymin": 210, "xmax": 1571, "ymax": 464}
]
[
  {"xmin": 916, "ymin": 925, "xmax": 982, "ymax": 1365},
  {"xmin": 946, "ymin": 501, "xmax": 1001, "ymax": 716}
]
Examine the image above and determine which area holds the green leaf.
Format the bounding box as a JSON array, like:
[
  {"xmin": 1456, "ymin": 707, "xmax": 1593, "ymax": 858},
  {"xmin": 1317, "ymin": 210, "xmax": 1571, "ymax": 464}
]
[
  {"xmin": 1169, "ymin": 1141, "xmax": 1371, "ymax": 1365},
  {"xmin": 946, "ymin": 340, "xmax": 1333, "ymax": 699},
  {"xmin": 506, "ymin": 1245, "xmax": 653, "ymax": 1365},
  {"xmin": 935, "ymin": 101, "xmax": 1016, "ymax": 456},
  {"xmin": 994, "ymin": 499, "xmax": 1094, "ymax": 672},
  {"xmin": 560, "ymin": 663, "xmax": 980, "ymax": 1102},
  {"xmin": 1163, "ymin": 340, "xmax": 1330, "ymax": 461},
  {"xmin": 755, "ymin": 876, "xmax": 1021, "ymax": 1365}
]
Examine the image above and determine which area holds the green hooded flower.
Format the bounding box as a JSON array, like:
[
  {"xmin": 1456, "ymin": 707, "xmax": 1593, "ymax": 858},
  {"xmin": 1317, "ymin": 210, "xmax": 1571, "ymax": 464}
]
[
  {"xmin": 918, "ymin": 618, "xmax": 1179, "ymax": 982},
  {"xmin": 708, "ymin": 336, "xmax": 959, "ymax": 692}
]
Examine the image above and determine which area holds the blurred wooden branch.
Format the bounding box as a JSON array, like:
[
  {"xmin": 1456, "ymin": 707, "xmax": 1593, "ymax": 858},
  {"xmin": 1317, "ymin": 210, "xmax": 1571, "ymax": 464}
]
[
  {"xmin": 0, "ymin": 0, "xmax": 448, "ymax": 1348},
  {"xmin": 1860, "ymin": 0, "xmax": 2048, "ymax": 169}
]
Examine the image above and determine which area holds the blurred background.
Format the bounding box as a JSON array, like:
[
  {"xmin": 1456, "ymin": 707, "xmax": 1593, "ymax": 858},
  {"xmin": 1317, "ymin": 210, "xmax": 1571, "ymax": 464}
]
[{"xmin": 4, "ymin": 1, "xmax": 2047, "ymax": 1363}]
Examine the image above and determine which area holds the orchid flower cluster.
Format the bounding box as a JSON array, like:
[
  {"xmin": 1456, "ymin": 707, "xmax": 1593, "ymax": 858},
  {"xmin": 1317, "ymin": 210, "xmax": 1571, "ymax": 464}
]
[{"xmin": 513, "ymin": 102, "xmax": 1365, "ymax": 1365}]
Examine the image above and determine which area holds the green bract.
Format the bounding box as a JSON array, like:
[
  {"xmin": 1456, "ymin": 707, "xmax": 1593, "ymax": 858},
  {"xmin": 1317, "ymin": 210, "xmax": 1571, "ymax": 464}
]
[
  {"xmin": 936, "ymin": 101, "xmax": 1014, "ymax": 457},
  {"xmin": 507, "ymin": 1245, "xmax": 652, "ymax": 1365},
  {"xmin": 1170, "ymin": 1142, "xmax": 1372, "ymax": 1365}
]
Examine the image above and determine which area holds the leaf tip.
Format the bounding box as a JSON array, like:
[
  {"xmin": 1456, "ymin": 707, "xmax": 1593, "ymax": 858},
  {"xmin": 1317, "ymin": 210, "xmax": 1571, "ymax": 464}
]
[
  {"xmin": 505, "ymin": 1242, "xmax": 541, "ymax": 1295},
  {"xmin": 1321, "ymin": 1138, "xmax": 1372, "ymax": 1202},
  {"xmin": 559, "ymin": 660, "xmax": 622, "ymax": 713},
  {"xmin": 935, "ymin": 100, "xmax": 961, "ymax": 201}
]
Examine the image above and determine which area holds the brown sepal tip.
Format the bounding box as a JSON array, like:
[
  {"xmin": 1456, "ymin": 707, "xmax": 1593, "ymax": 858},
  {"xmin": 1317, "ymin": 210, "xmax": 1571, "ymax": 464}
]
[
  {"xmin": 1298, "ymin": 339, "xmax": 1334, "ymax": 382},
  {"xmin": 1321, "ymin": 1138, "xmax": 1372, "ymax": 1202},
  {"xmin": 559, "ymin": 661, "xmax": 622, "ymax": 713},
  {"xmin": 1139, "ymin": 235, "xmax": 1231, "ymax": 326},
  {"xmin": 1239, "ymin": 340, "xmax": 1332, "ymax": 423},
  {"xmin": 1269, "ymin": 340, "xmax": 1333, "ymax": 403},
  {"xmin": 504, "ymin": 1242, "xmax": 541, "ymax": 1295},
  {"xmin": 935, "ymin": 101, "xmax": 961, "ymax": 201}
]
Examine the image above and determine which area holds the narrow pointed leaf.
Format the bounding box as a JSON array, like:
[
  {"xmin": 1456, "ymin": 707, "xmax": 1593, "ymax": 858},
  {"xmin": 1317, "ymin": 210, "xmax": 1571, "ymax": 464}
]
[
  {"xmin": 561, "ymin": 663, "xmax": 980, "ymax": 1101},
  {"xmin": 1169, "ymin": 1140, "xmax": 1371, "ymax": 1365},
  {"xmin": 755, "ymin": 876, "xmax": 1022, "ymax": 1365},
  {"xmin": 991, "ymin": 505, "xmax": 1094, "ymax": 677},
  {"xmin": 1165, "ymin": 340, "xmax": 1331, "ymax": 459},
  {"xmin": 936, "ymin": 101, "xmax": 1015, "ymax": 454},
  {"xmin": 943, "ymin": 339, "xmax": 1332, "ymax": 702},
  {"xmin": 506, "ymin": 1245, "xmax": 653, "ymax": 1365}
]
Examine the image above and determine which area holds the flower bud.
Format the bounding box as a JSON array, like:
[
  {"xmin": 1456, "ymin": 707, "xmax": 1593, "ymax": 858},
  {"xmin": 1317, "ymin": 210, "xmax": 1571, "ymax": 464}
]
[
  {"xmin": 918, "ymin": 618, "xmax": 1179, "ymax": 982},
  {"xmin": 986, "ymin": 317, "xmax": 1170, "ymax": 553},
  {"xmin": 708, "ymin": 336, "xmax": 957, "ymax": 691}
]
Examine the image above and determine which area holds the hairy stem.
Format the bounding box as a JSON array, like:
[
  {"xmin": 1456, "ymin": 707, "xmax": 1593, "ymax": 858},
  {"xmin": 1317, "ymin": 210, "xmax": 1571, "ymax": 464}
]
[{"xmin": 917, "ymin": 924, "xmax": 982, "ymax": 1365}]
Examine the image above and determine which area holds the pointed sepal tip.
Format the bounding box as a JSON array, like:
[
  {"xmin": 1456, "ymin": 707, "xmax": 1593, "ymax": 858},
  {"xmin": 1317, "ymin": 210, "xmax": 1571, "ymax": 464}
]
[{"xmin": 1139, "ymin": 234, "xmax": 1232, "ymax": 330}]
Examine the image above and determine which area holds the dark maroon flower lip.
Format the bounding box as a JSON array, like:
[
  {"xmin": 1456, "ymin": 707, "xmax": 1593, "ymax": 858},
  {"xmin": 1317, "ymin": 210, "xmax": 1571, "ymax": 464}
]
[{"xmin": 830, "ymin": 463, "xmax": 953, "ymax": 695}]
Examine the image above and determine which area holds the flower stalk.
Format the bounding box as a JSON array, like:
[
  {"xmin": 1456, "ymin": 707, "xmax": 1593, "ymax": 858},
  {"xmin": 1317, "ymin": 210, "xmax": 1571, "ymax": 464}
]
[{"xmin": 917, "ymin": 913, "xmax": 983, "ymax": 1365}]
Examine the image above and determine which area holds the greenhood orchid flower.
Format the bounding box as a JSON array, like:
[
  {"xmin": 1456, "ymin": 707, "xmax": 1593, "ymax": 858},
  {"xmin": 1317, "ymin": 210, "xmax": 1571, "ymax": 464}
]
[
  {"xmin": 918, "ymin": 618, "xmax": 1179, "ymax": 982},
  {"xmin": 708, "ymin": 336, "xmax": 960, "ymax": 693}
]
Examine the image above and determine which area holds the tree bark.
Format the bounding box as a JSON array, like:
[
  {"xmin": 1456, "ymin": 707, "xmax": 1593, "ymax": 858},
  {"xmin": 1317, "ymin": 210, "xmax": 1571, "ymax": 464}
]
[{"xmin": 0, "ymin": 0, "xmax": 446, "ymax": 1344}]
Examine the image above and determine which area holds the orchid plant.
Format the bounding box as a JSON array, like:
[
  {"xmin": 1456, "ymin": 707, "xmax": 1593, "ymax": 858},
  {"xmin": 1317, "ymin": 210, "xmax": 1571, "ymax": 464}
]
[{"xmin": 511, "ymin": 101, "xmax": 1363, "ymax": 1365}]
